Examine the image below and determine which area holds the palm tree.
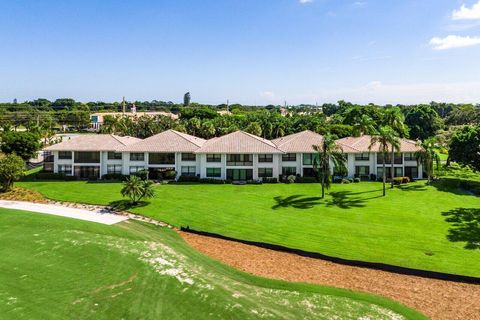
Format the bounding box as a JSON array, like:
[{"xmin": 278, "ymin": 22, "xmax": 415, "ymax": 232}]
[
  {"xmin": 121, "ymin": 175, "xmax": 155, "ymax": 204},
  {"xmin": 369, "ymin": 126, "xmax": 399, "ymax": 196},
  {"xmin": 415, "ymin": 138, "xmax": 440, "ymax": 184},
  {"xmin": 352, "ymin": 114, "xmax": 377, "ymax": 137},
  {"xmin": 312, "ymin": 133, "xmax": 346, "ymax": 199},
  {"xmin": 383, "ymin": 107, "xmax": 407, "ymax": 188}
]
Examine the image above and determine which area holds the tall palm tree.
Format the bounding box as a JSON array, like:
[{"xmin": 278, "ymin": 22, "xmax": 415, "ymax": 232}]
[
  {"xmin": 383, "ymin": 107, "xmax": 407, "ymax": 188},
  {"xmin": 369, "ymin": 126, "xmax": 399, "ymax": 196},
  {"xmin": 415, "ymin": 138, "xmax": 440, "ymax": 184},
  {"xmin": 352, "ymin": 114, "xmax": 377, "ymax": 137},
  {"xmin": 312, "ymin": 133, "xmax": 346, "ymax": 199}
]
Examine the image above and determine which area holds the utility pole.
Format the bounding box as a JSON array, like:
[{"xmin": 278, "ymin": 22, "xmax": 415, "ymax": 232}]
[
  {"xmin": 122, "ymin": 97, "xmax": 126, "ymax": 114},
  {"xmin": 227, "ymin": 99, "xmax": 229, "ymax": 112}
]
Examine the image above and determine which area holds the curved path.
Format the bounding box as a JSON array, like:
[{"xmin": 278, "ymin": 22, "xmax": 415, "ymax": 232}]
[
  {"xmin": 0, "ymin": 200, "xmax": 128, "ymax": 225},
  {"xmin": 180, "ymin": 231, "xmax": 480, "ymax": 320}
]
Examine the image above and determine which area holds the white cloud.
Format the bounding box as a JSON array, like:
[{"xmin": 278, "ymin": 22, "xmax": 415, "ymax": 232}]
[
  {"xmin": 429, "ymin": 35, "xmax": 480, "ymax": 50},
  {"xmin": 452, "ymin": 1, "xmax": 480, "ymax": 20},
  {"xmin": 299, "ymin": 0, "xmax": 313, "ymax": 4},
  {"xmin": 352, "ymin": 1, "xmax": 367, "ymax": 7}
]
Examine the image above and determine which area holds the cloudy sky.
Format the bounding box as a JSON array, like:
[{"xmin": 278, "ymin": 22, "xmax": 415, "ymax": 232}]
[{"xmin": 1, "ymin": 0, "xmax": 479, "ymax": 105}]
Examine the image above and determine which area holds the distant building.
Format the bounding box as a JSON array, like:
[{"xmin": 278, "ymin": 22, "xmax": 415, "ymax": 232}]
[{"xmin": 90, "ymin": 112, "xmax": 179, "ymax": 130}]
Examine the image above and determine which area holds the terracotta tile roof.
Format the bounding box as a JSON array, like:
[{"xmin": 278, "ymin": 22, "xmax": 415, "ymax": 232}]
[
  {"xmin": 119, "ymin": 130, "xmax": 206, "ymax": 153},
  {"xmin": 195, "ymin": 131, "xmax": 283, "ymax": 154},
  {"xmin": 272, "ymin": 130, "xmax": 324, "ymax": 153},
  {"xmin": 44, "ymin": 134, "xmax": 141, "ymax": 151},
  {"xmin": 336, "ymin": 135, "xmax": 422, "ymax": 153}
]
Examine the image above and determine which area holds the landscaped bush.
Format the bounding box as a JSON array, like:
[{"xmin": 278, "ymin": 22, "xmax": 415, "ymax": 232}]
[
  {"xmin": 246, "ymin": 179, "xmax": 262, "ymax": 185},
  {"xmin": 262, "ymin": 177, "xmax": 278, "ymax": 184},
  {"xmin": 177, "ymin": 175, "xmax": 200, "ymax": 183},
  {"xmin": 370, "ymin": 174, "xmax": 377, "ymax": 181},
  {"xmin": 134, "ymin": 170, "xmax": 149, "ymax": 181},
  {"xmin": 295, "ymin": 176, "xmax": 318, "ymax": 183},
  {"xmin": 353, "ymin": 177, "xmax": 361, "ymax": 183},
  {"xmin": 432, "ymin": 178, "xmax": 480, "ymax": 195},
  {"xmin": 199, "ymin": 178, "xmax": 227, "ymax": 184},
  {"xmin": 341, "ymin": 178, "xmax": 351, "ymax": 184},
  {"xmin": 87, "ymin": 175, "xmax": 98, "ymax": 181},
  {"xmin": 162, "ymin": 170, "xmax": 177, "ymax": 180},
  {"xmin": 102, "ymin": 173, "xmax": 127, "ymax": 181},
  {"xmin": 286, "ymin": 175, "xmax": 296, "ymax": 184},
  {"xmin": 36, "ymin": 172, "xmax": 66, "ymax": 180},
  {"xmin": 393, "ymin": 177, "xmax": 411, "ymax": 185}
]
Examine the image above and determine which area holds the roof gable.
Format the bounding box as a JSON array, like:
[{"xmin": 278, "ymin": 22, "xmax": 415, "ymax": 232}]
[
  {"xmin": 272, "ymin": 130, "xmax": 324, "ymax": 153},
  {"xmin": 195, "ymin": 131, "xmax": 283, "ymax": 154},
  {"xmin": 119, "ymin": 130, "xmax": 205, "ymax": 153},
  {"xmin": 44, "ymin": 134, "xmax": 141, "ymax": 152},
  {"xmin": 336, "ymin": 135, "xmax": 422, "ymax": 153}
]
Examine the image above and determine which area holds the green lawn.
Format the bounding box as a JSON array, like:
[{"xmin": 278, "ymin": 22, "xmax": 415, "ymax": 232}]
[
  {"xmin": 18, "ymin": 180, "xmax": 480, "ymax": 277},
  {"xmin": 0, "ymin": 208, "xmax": 425, "ymax": 320}
]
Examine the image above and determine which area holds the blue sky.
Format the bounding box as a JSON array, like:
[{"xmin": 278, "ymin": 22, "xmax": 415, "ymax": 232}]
[{"xmin": 1, "ymin": 0, "xmax": 480, "ymax": 105}]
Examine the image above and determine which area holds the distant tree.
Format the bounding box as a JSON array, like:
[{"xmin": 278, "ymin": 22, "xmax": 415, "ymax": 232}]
[
  {"xmin": 1, "ymin": 131, "xmax": 42, "ymax": 161},
  {"xmin": 0, "ymin": 154, "xmax": 25, "ymax": 192},
  {"xmin": 244, "ymin": 122, "xmax": 262, "ymax": 137},
  {"xmin": 369, "ymin": 126, "xmax": 399, "ymax": 196},
  {"xmin": 121, "ymin": 175, "xmax": 155, "ymax": 204},
  {"xmin": 352, "ymin": 114, "xmax": 377, "ymax": 136},
  {"xmin": 404, "ymin": 105, "xmax": 443, "ymax": 140},
  {"xmin": 415, "ymin": 138, "xmax": 440, "ymax": 184},
  {"xmin": 382, "ymin": 107, "xmax": 406, "ymax": 188},
  {"xmin": 313, "ymin": 134, "xmax": 346, "ymax": 199},
  {"xmin": 183, "ymin": 92, "xmax": 191, "ymax": 107},
  {"xmin": 449, "ymin": 125, "xmax": 480, "ymax": 171}
]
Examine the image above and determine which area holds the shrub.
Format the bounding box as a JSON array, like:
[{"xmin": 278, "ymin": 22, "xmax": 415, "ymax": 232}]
[
  {"xmin": 134, "ymin": 169, "xmax": 149, "ymax": 181},
  {"xmin": 177, "ymin": 175, "xmax": 200, "ymax": 183},
  {"xmin": 370, "ymin": 174, "xmax": 377, "ymax": 181},
  {"xmin": 102, "ymin": 173, "xmax": 126, "ymax": 181},
  {"xmin": 287, "ymin": 175, "xmax": 296, "ymax": 184},
  {"xmin": 262, "ymin": 177, "xmax": 278, "ymax": 184},
  {"xmin": 295, "ymin": 176, "xmax": 318, "ymax": 183},
  {"xmin": 333, "ymin": 177, "xmax": 343, "ymax": 183},
  {"xmin": 36, "ymin": 172, "xmax": 66, "ymax": 180},
  {"xmin": 353, "ymin": 177, "xmax": 361, "ymax": 183},
  {"xmin": 87, "ymin": 175, "xmax": 98, "ymax": 181},
  {"xmin": 0, "ymin": 154, "xmax": 25, "ymax": 192},
  {"xmin": 341, "ymin": 178, "xmax": 351, "ymax": 184},
  {"xmin": 163, "ymin": 170, "xmax": 177, "ymax": 180},
  {"xmin": 246, "ymin": 179, "xmax": 262, "ymax": 185},
  {"xmin": 199, "ymin": 178, "xmax": 226, "ymax": 184}
]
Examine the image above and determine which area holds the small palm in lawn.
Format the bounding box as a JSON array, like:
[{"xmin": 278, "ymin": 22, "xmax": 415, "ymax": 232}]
[
  {"xmin": 313, "ymin": 134, "xmax": 346, "ymax": 199},
  {"xmin": 121, "ymin": 175, "xmax": 155, "ymax": 204},
  {"xmin": 382, "ymin": 107, "xmax": 407, "ymax": 189},
  {"xmin": 369, "ymin": 126, "xmax": 399, "ymax": 196},
  {"xmin": 415, "ymin": 137, "xmax": 440, "ymax": 184}
]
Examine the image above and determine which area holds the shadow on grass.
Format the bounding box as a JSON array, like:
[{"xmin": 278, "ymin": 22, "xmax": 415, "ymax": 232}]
[
  {"xmin": 325, "ymin": 191, "xmax": 380, "ymax": 209},
  {"xmin": 442, "ymin": 208, "xmax": 480, "ymax": 250},
  {"xmin": 108, "ymin": 200, "xmax": 150, "ymax": 211},
  {"xmin": 272, "ymin": 195, "xmax": 322, "ymax": 210},
  {"xmin": 431, "ymin": 179, "xmax": 479, "ymax": 197},
  {"xmin": 397, "ymin": 184, "xmax": 428, "ymax": 192}
]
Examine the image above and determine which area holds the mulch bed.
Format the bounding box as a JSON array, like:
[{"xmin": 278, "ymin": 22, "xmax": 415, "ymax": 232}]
[{"xmin": 179, "ymin": 231, "xmax": 480, "ymax": 320}]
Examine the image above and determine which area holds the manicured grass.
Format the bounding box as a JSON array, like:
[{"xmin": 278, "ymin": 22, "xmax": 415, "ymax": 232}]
[
  {"xmin": 19, "ymin": 180, "xmax": 480, "ymax": 277},
  {"xmin": 0, "ymin": 209, "xmax": 426, "ymax": 319}
]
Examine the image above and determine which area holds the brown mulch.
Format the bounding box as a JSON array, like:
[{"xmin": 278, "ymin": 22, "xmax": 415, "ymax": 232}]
[{"xmin": 179, "ymin": 231, "xmax": 480, "ymax": 320}]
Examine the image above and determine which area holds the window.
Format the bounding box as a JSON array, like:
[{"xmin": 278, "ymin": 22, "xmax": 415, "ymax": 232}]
[
  {"xmin": 181, "ymin": 153, "xmax": 196, "ymax": 161},
  {"xmin": 303, "ymin": 153, "xmax": 319, "ymax": 165},
  {"xmin": 395, "ymin": 167, "xmax": 403, "ymax": 177},
  {"xmin": 355, "ymin": 166, "xmax": 370, "ymax": 176},
  {"xmin": 74, "ymin": 152, "xmax": 100, "ymax": 163},
  {"xmin": 355, "ymin": 153, "xmax": 370, "ymax": 161},
  {"xmin": 282, "ymin": 153, "xmax": 296, "ymax": 162},
  {"xmin": 44, "ymin": 152, "xmax": 54, "ymax": 163},
  {"xmin": 108, "ymin": 152, "xmax": 122, "ymax": 160},
  {"xmin": 206, "ymin": 167, "xmax": 221, "ymax": 178},
  {"xmin": 303, "ymin": 168, "xmax": 317, "ymax": 177},
  {"xmin": 149, "ymin": 153, "xmax": 175, "ymax": 165},
  {"xmin": 227, "ymin": 169, "xmax": 253, "ymax": 181},
  {"xmin": 129, "ymin": 166, "xmax": 145, "ymax": 174},
  {"xmin": 226, "ymin": 154, "xmax": 253, "ymax": 166},
  {"xmin": 405, "ymin": 166, "xmax": 418, "ymax": 179},
  {"xmin": 58, "ymin": 165, "xmax": 72, "ymax": 175},
  {"xmin": 107, "ymin": 165, "xmax": 122, "ymax": 174},
  {"xmin": 377, "ymin": 167, "xmax": 403, "ymax": 178},
  {"xmin": 74, "ymin": 166, "xmax": 100, "ymax": 179},
  {"xmin": 207, "ymin": 154, "xmax": 221, "ymax": 163},
  {"xmin": 258, "ymin": 168, "xmax": 273, "ymax": 178},
  {"xmin": 258, "ymin": 154, "xmax": 273, "ymax": 163},
  {"xmin": 377, "ymin": 153, "xmax": 402, "ymax": 164},
  {"xmin": 130, "ymin": 153, "xmax": 145, "ymax": 161},
  {"xmin": 43, "ymin": 163, "xmax": 54, "ymax": 172},
  {"xmin": 181, "ymin": 166, "xmax": 196, "ymax": 176},
  {"xmin": 282, "ymin": 167, "xmax": 296, "ymax": 176},
  {"xmin": 404, "ymin": 152, "xmax": 415, "ymax": 161},
  {"xmin": 58, "ymin": 151, "xmax": 72, "ymax": 160}
]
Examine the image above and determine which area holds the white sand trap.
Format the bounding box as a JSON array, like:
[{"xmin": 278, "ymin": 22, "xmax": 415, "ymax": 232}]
[{"xmin": 0, "ymin": 200, "xmax": 128, "ymax": 225}]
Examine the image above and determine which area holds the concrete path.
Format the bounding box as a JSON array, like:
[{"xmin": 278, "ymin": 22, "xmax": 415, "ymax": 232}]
[{"xmin": 0, "ymin": 200, "xmax": 128, "ymax": 225}]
